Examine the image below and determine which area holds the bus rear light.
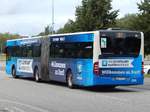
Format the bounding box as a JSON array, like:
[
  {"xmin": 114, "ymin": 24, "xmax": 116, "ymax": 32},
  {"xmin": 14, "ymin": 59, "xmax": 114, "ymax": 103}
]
[{"xmin": 94, "ymin": 62, "xmax": 99, "ymax": 75}]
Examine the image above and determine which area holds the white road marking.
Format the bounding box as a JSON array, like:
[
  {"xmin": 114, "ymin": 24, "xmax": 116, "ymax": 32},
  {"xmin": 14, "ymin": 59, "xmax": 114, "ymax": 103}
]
[
  {"xmin": 0, "ymin": 99, "xmax": 50, "ymax": 112},
  {"xmin": 13, "ymin": 107, "xmax": 25, "ymax": 112},
  {"xmin": 96, "ymin": 93, "xmax": 129, "ymax": 103}
]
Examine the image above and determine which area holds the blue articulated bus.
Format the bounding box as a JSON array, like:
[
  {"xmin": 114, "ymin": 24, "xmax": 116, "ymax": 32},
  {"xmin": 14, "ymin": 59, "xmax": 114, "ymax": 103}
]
[{"xmin": 5, "ymin": 29, "xmax": 144, "ymax": 88}]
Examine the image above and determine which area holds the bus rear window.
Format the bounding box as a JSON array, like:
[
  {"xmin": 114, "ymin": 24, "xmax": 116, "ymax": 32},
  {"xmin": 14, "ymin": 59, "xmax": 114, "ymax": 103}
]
[{"xmin": 100, "ymin": 34, "xmax": 141, "ymax": 57}]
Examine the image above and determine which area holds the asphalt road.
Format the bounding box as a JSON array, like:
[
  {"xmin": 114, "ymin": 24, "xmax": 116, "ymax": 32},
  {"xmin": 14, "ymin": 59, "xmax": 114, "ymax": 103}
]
[{"xmin": 0, "ymin": 71, "xmax": 150, "ymax": 112}]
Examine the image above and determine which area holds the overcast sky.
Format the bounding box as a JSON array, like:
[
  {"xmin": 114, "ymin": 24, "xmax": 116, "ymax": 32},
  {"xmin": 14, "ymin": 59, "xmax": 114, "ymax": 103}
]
[{"xmin": 0, "ymin": 0, "xmax": 141, "ymax": 36}]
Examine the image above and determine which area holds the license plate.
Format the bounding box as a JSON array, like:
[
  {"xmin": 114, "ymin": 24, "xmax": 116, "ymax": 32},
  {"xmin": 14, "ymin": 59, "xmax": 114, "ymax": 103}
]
[{"xmin": 114, "ymin": 77, "xmax": 127, "ymax": 81}]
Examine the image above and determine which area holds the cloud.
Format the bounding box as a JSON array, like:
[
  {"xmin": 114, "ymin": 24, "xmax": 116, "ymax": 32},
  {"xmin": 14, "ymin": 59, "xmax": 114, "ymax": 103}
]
[
  {"xmin": 112, "ymin": 0, "xmax": 141, "ymax": 18},
  {"xmin": 0, "ymin": 0, "xmax": 82, "ymax": 36},
  {"xmin": 0, "ymin": 0, "xmax": 141, "ymax": 36}
]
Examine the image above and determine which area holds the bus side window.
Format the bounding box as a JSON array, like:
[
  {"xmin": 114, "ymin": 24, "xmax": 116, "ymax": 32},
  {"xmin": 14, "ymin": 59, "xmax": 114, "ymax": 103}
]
[
  {"xmin": 22, "ymin": 46, "xmax": 27, "ymax": 57},
  {"xmin": 77, "ymin": 49, "xmax": 83, "ymax": 58},
  {"xmin": 50, "ymin": 43, "xmax": 63, "ymax": 58},
  {"xmin": 15, "ymin": 46, "xmax": 21, "ymax": 57},
  {"xmin": 55, "ymin": 43, "xmax": 65, "ymax": 58},
  {"xmin": 83, "ymin": 44, "xmax": 93, "ymax": 58},
  {"xmin": 64, "ymin": 43, "xmax": 75, "ymax": 58},
  {"xmin": 26, "ymin": 45, "xmax": 33, "ymax": 57},
  {"xmin": 49, "ymin": 42, "xmax": 93, "ymax": 59},
  {"xmin": 33, "ymin": 44, "xmax": 41, "ymax": 57},
  {"xmin": 11, "ymin": 46, "xmax": 18, "ymax": 57},
  {"xmin": 76, "ymin": 43, "xmax": 93, "ymax": 59},
  {"xmin": 6, "ymin": 47, "xmax": 11, "ymax": 60},
  {"xmin": 50, "ymin": 43, "xmax": 55, "ymax": 58}
]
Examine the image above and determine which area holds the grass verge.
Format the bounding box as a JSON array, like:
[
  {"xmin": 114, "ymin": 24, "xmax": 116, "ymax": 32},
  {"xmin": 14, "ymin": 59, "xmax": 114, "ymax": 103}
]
[{"xmin": 145, "ymin": 74, "xmax": 150, "ymax": 78}]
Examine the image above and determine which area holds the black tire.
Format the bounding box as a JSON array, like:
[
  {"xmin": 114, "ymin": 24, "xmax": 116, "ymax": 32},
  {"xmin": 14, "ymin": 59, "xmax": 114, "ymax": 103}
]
[
  {"xmin": 148, "ymin": 69, "xmax": 150, "ymax": 74},
  {"xmin": 66, "ymin": 71, "xmax": 74, "ymax": 89},
  {"xmin": 34, "ymin": 68, "xmax": 40, "ymax": 82},
  {"xmin": 12, "ymin": 67, "xmax": 17, "ymax": 78},
  {"xmin": 105, "ymin": 86, "xmax": 116, "ymax": 89}
]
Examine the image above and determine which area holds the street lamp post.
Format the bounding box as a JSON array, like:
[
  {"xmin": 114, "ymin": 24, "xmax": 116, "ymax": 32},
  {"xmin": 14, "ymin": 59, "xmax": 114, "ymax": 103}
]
[{"xmin": 52, "ymin": 0, "xmax": 54, "ymax": 34}]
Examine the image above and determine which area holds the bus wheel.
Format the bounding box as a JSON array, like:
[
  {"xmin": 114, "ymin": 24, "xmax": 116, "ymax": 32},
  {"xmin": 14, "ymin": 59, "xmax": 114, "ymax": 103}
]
[
  {"xmin": 148, "ymin": 69, "xmax": 150, "ymax": 74},
  {"xmin": 105, "ymin": 86, "xmax": 116, "ymax": 89},
  {"xmin": 34, "ymin": 68, "xmax": 40, "ymax": 82},
  {"xmin": 12, "ymin": 67, "xmax": 17, "ymax": 78},
  {"xmin": 67, "ymin": 72, "xmax": 74, "ymax": 89}
]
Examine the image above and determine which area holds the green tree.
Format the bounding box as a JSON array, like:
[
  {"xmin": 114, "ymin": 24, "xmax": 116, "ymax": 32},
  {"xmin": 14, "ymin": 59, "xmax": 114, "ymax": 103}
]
[
  {"xmin": 0, "ymin": 33, "xmax": 20, "ymax": 53},
  {"xmin": 38, "ymin": 25, "xmax": 54, "ymax": 36},
  {"xmin": 57, "ymin": 0, "xmax": 118, "ymax": 33},
  {"xmin": 137, "ymin": 0, "xmax": 150, "ymax": 54},
  {"xmin": 115, "ymin": 0, "xmax": 150, "ymax": 54},
  {"xmin": 75, "ymin": 0, "xmax": 118, "ymax": 31},
  {"xmin": 115, "ymin": 14, "xmax": 139, "ymax": 30},
  {"xmin": 57, "ymin": 19, "xmax": 76, "ymax": 33}
]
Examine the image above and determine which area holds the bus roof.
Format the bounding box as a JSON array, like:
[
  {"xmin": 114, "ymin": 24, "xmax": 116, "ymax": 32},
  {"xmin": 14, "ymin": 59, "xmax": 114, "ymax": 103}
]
[
  {"xmin": 7, "ymin": 29, "xmax": 141, "ymax": 42},
  {"xmin": 7, "ymin": 31, "xmax": 96, "ymax": 42}
]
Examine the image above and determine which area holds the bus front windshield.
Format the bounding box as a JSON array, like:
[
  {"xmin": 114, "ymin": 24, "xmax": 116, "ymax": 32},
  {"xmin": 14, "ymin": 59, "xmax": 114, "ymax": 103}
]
[{"xmin": 100, "ymin": 34, "xmax": 141, "ymax": 57}]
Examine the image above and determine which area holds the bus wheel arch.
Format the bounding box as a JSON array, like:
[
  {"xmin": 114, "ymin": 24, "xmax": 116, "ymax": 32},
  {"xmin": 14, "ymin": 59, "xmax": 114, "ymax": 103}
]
[
  {"xmin": 148, "ymin": 69, "xmax": 150, "ymax": 74},
  {"xmin": 66, "ymin": 69, "xmax": 74, "ymax": 89},
  {"xmin": 12, "ymin": 65, "xmax": 17, "ymax": 78},
  {"xmin": 34, "ymin": 66, "xmax": 40, "ymax": 82}
]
